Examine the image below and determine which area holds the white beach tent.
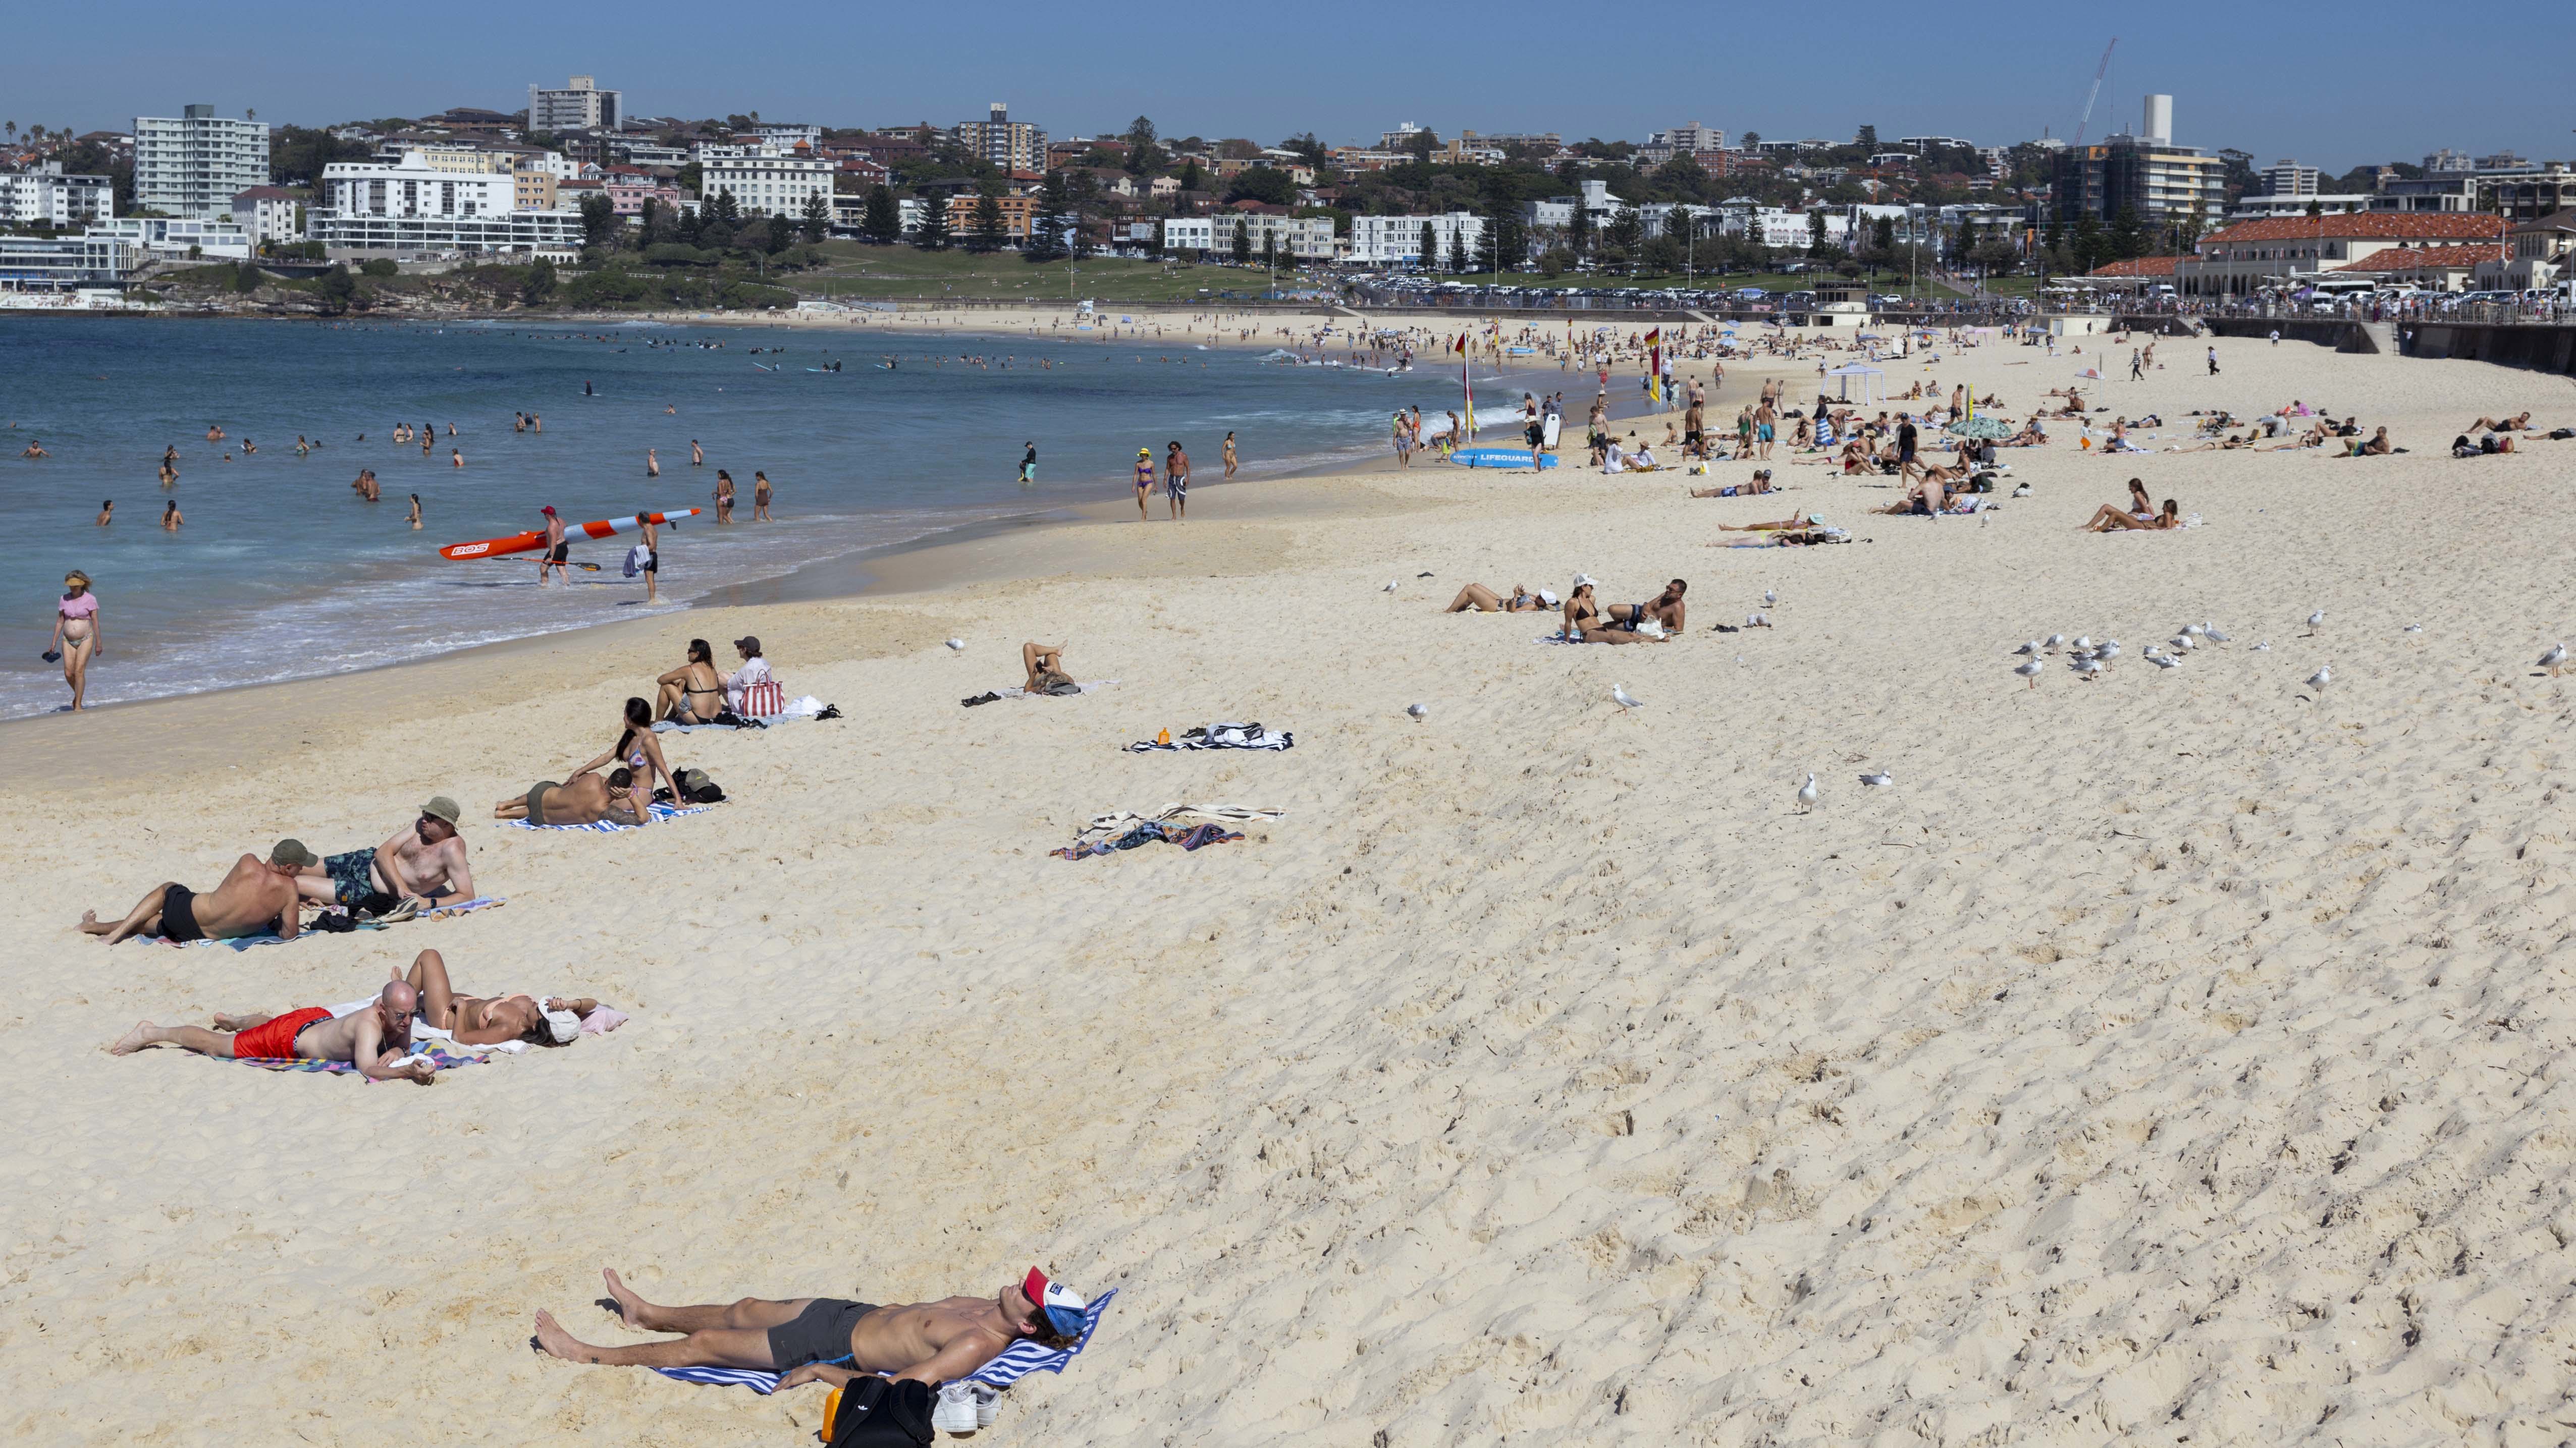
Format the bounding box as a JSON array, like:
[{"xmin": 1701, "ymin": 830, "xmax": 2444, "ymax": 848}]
[{"xmin": 1826, "ymin": 362, "xmax": 1885, "ymax": 404}]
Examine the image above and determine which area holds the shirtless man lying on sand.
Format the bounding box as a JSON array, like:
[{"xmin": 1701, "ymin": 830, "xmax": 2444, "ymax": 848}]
[
  {"xmin": 297, "ymin": 796, "xmax": 474, "ymax": 915},
  {"xmin": 534, "ymin": 1265, "xmax": 1091, "ymax": 1388},
  {"xmin": 80, "ymin": 840, "xmax": 316, "ymax": 944},
  {"xmin": 106, "ymin": 978, "xmax": 436, "ymax": 1083},
  {"xmin": 494, "ymin": 768, "xmax": 641, "ymax": 827}
]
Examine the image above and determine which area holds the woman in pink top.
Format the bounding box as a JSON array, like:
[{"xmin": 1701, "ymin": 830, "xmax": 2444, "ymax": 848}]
[{"xmin": 50, "ymin": 570, "xmax": 100, "ymax": 711}]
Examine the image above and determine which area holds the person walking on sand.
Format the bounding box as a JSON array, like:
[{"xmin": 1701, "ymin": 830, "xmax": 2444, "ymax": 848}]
[
  {"xmin": 1165, "ymin": 440, "xmax": 1189, "ymax": 521},
  {"xmin": 753, "ymin": 471, "xmax": 773, "ymax": 521},
  {"xmin": 50, "ymin": 570, "xmax": 101, "ymax": 711},
  {"xmin": 1222, "ymin": 430, "xmax": 1239, "ymax": 478},
  {"xmin": 647, "ymin": 447, "xmax": 660, "ymax": 478},
  {"xmin": 538, "ymin": 505, "xmax": 569, "ymax": 587},
  {"xmin": 712, "ymin": 469, "xmax": 735, "ymax": 523},
  {"xmin": 1132, "ymin": 447, "xmax": 1155, "ymax": 520},
  {"xmin": 2207, "ymin": 346, "xmax": 2219, "ymax": 376}
]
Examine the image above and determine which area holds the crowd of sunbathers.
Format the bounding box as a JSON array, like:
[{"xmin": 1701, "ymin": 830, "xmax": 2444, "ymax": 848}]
[{"xmin": 1448, "ymin": 575, "xmax": 1688, "ymax": 642}]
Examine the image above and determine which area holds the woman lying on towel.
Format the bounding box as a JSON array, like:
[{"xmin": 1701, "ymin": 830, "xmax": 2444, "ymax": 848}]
[
  {"xmin": 1687, "ymin": 469, "xmax": 1774, "ymax": 498},
  {"xmin": 2082, "ymin": 497, "xmax": 2181, "ymax": 532},
  {"xmin": 494, "ymin": 768, "xmax": 643, "ymax": 827},
  {"xmin": 401, "ymin": 948, "xmax": 597, "ymax": 1047},
  {"xmin": 1557, "ymin": 582, "xmax": 1672, "ymax": 644},
  {"xmin": 1445, "ymin": 582, "xmax": 1557, "ymax": 613}
]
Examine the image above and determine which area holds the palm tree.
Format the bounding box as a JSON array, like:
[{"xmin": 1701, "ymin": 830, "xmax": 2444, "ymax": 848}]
[
  {"xmin": 245, "ymin": 108, "xmax": 256, "ymax": 123},
  {"xmin": 4, "ymin": 123, "xmax": 16, "ymax": 144}
]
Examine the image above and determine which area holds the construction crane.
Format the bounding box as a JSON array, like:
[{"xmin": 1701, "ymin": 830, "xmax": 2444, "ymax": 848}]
[{"xmin": 2071, "ymin": 38, "xmax": 2118, "ymax": 147}]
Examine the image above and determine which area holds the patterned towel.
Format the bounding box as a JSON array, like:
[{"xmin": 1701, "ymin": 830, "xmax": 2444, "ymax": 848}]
[
  {"xmin": 504, "ymin": 804, "xmax": 707, "ymax": 833},
  {"xmin": 1053, "ymin": 822, "xmax": 1244, "ymax": 861},
  {"xmin": 231, "ymin": 1043, "xmax": 490, "ymax": 1081},
  {"xmin": 1124, "ymin": 728, "xmax": 1294, "ymax": 753},
  {"xmin": 656, "ymin": 1290, "xmax": 1117, "ymax": 1395},
  {"xmin": 139, "ymin": 897, "xmax": 507, "ymax": 949}
]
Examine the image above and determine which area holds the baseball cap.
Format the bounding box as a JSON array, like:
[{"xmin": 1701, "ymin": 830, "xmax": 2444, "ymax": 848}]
[
  {"xmin": 1022, "ymin": 1267, "xmax": 1089, "ymax": 1339},
  {"xmin": 543, "ymin": 1008, "xmax": 581, "ymax": 1044},
  {"xmin": 540, "ymin": 505, "xmax": 557, "ymax": 516},
  {"xmin": 270, "ymin": 839, "xmax": 319, "ymax": 868},
  {"xmin": 733, "ymin": 635, "xmax": 761, "ymax": 655},
  {"xmin": 419, "ymin": 795, "xmax": 462, "ymax": 825}
]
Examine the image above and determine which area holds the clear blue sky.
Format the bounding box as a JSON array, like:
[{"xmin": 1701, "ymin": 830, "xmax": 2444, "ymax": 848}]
[{"xmin": 14, "ymin": 0, "xmax": 2570, "ymax": 173}]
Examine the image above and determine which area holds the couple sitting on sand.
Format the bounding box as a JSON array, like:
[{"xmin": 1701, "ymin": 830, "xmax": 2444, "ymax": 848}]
[
  {"xmin": 497, "ymin": 697, "xmax": 688, "ymax": 826},
  {"xmin": 79, "ymin": 799, "xmax": 476, "ymax": 944},
  {"xmin": 107, "ymin": 949, "xmax": 601, "ymax": 1081},
  {"xmin": 2080, "ymin": 478, "xmax": 2182, "ymax": 532},
  {"xmin": 653, "ymin": 636, "xmax": 777, "ymax": 725},
  {"xmin": 531, "ymin": 1264, "xmax": 1090, "ymax": 1398}
]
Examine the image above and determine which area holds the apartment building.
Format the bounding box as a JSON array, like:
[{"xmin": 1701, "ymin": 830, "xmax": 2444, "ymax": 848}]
[
  {"xmin": 0, "ymin": 233, "xmax": 140, "ymax": 290},
  {"xmin": 702, "ymin": 151, "xmax": 833, "ymax": 218},
  {"xmin": 309, "ymin": 150, "xmax": 578, "ymax": 253},
  {"xmin": 230, "ymin": 186, "xmax": 300, "ymax": 245},
  {"xmin": 1349, "ymin": 212, "xmax": 1487, "ymax": 265},
  {"xmin": 602, "ymin": 167, "xmax": 678, "ymax": 217},
  {"xmin": 943, "ymin": 191, "xmax": 1034, "ymax": 239},
  {"xmin": 0, "ymin": 163, "xmax": 115, "ymax": 228},
  {"xmin": 953, "ymin": 104, "xmax": 1046, "ymax": 174},
  {"xmin": 2258, "ymin": 158, "xmax": 2321, "ymax": 197},
  {"xmin": 528, "ymin": 76, "xmax": 622, "ymax": 134},
  {"xmin": 1163, "ymin": 211, "xmax": 1336, "ymax": 261},
  {"xmin": 2048, "ymin": 95, "xmax": 2225, "ymax": 227},
  {"xmin": 133, "ymin": 104, "xmax": 271, "ymax": 218}
]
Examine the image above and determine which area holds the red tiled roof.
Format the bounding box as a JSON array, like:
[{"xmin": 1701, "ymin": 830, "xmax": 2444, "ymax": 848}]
[
  {"xmin": 2089, "ymin": 255, "xmax": 2179, "ymax": 277},
  {"xmin": 2334, "ymin": 243, "xmax": 2505, "ymax": 273},
  {"xmin": 2199, "ymin": 213, "xmax": 2503, "ymax": 246}
]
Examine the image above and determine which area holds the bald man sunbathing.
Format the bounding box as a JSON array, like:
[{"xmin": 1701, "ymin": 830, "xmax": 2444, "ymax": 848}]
[
  {"xmin": 106, "ymin": 979, "xmax": 436, "ymax": 1083},
  {"xmin": 533, "ymin": 1266, "xmax": 1091, "ymax": 1389}
]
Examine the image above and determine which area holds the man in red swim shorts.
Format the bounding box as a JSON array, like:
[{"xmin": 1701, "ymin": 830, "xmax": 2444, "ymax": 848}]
[{"xmin": 106, "ymin": 979, "xmax": 437, "ymax": 1083}]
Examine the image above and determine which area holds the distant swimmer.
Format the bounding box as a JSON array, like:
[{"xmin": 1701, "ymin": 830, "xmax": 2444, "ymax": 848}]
[
  {"xmin": 647, "ymin": 448, "xmax": 660, "ymax": 478},
  {"xmin": 753, "ymin": 471, "xmax": 773, "ymax": 521},
  {"xmin": 19, "ymin": 440, "xmax": 46, "ymax": 459},
  {"xmin": 664, "ymin": 405, "xmax": 676, "ymax": 415},
  {"xmin": 451, "ymin": 448, "xmax": 464, "ymax": 469},
  {"xmin": 204, "ymin": 424, "xmax": 224, "ymax": 442},
  {"xmin": 690, "ymin": 439, "xmax": 703, "ymax": 467},
  {"xmin": 96, "ymin": 500, "xmax": 112, "ymax": 526},
  {"xmin": 407, "ymin": 493, "xmax": 422, "ymax": 529},
  {"xmin": 585, "ymin": 380, "xmax": 595, "ymax": 397},
  {"xmin": 161, "ymin": 500, "xmax": 182, "ymax": 531}
]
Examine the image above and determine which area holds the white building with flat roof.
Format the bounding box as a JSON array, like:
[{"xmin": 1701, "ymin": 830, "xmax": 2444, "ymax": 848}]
[
  {"xmin": 1162, "ymin": 212, "xmax": 1336, "ymax": 261},
  {"xmin": 528, "ymin": 76, "xmax": 621, "ymax": 134},
  {"xmin": 134, "ymin": 104, "xmax": 270, "ymax": 218},
  {"xmin": 0, "ymin": 163, "xmax": 115, "ymax": 228},
  {"xmin": 232, "ymin": 186, "xmax": 301, "ymax": 244},
  {"xmin": 84, "ymin": 215, "xmax": 251, "ymax": 260},
  {"xmin": 0, "ymin": 233, "xmax": 140, "ymax": 289},
  {"xmin": 701, "ymin": 152, "xmax": 832, "ymax": 218},
  {"xmin": 1345, "ymin": 212, "xmax": 1486, "ymax": 265},
  {"xmin": 310, "ymin": 152, "xmax": 577, "ymax": 253}
]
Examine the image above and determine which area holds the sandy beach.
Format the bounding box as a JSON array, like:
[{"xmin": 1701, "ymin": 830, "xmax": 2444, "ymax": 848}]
[{"xmin": 11, "ymin": 320, "xmax": 2576, "ymax": 1445}]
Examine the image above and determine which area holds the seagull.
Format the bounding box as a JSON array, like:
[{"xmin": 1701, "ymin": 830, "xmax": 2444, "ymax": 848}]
[
  {"xmin": 1381, "ymin": 579, "xmax": 1399, "ymax": 593},
  {"xmin": 2014, "ymin": 640, "xmax": 2042, "ymax": 657},
  {"xmin": 2151, "ymin": 652, "xmax": 2182, "ymax": 670},
  {"xmin": 2096, "ymin": 640, "xmax": 2121, "ymax": 663},
  {"xmin": 2169, "ymin": 635, "xmax": 2195, "ymax": 652},
  {"xmin": 2306, "ymin": 610, "xmax": 2326, "ymax": 635},
  {"xmin": 2011, "ymin": 482, "xmax": 2031, "ymax": 497},
  {"xmin": 1406, "ymin": 702, "xmax": 1427, "ymax": 718},
  {"xmin": 2073, "ymin": 636, "xmax": 2096, "ymax": 653},
  {"xmin": 1764, "ymin": 588, "xmax": 1778, "ymax": 607},
  {"xmin": 1747, "ymin": 612, "xmax": 1771, "ymax": 629},
  {"xmin": 2305, "ymin": 664, "xmax": 2332, "ymax": 692},
  {"xmin": 1612, "ymin": 683, "xmax": 1644, "ymax": 710},
  {"xmin": 2204, "ymin": 625, "xmax": 2231, "ymax": 644},
  {"xmin": 1796, "ymin": 773, "xmax": 1820, "ymax": 812},
  {"xmin": 2014, "ymin": 658, "xmax": 2044, "ymax": 688},
  {"xmin": 2075, "ymin": 657, "xmax": 2105, "ymax": 681},
  {"xmin": 2252, "ymin": 640, "xmax": 2272, "ymax": 652},
  {"xmin": 2403, "ymin": 623, "xmax": 2423, "ymax": 634},
  {"xmin": 1859, "ymin": 770, "xmax": 1893, "ymax": 787},
  {"xmin": 944, "ymin": 638, "xmax": 964, "ymax": 651},
  {"xmin": 2045, "ymin": 633, "xmax": 2067, "ymax": 654},
  {"xmin": 2541, "ymin": 643, "xmax": 2566, "ymax": 676},
  {"xmin": 2182, "ymin": 623, "xmax": 2206, "ymax": 639}
]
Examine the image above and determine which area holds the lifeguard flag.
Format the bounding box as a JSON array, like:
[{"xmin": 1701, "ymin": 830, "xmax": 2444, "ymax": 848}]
[
  {"xmin": 1454, "ymin": 334, "xmax": 1467, "ymax": 355},
  {"xmin": 1642, "ymin": 328, "xmax": 1660, "ymax": 348}
]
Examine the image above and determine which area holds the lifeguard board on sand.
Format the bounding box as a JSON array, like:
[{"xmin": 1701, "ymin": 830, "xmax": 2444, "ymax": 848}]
[{"xmin": 1448, "ymin": 448, "xmax": 1559, "ymax": 471}]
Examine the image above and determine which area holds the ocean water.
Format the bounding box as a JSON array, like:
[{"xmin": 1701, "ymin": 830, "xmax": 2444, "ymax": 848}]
[{"xmin": 0, "ymin": 316, "xmax": 1494, "ymax": 718}]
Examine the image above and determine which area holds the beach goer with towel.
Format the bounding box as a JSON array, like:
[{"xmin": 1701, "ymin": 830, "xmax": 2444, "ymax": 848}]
[
  {"xmin": 107, "ymin": 977, "xmax": 434, "ymax": 1081},
  {"xmin": 80, "ymin": 841, "xmax": 315, "ymax": 945}
]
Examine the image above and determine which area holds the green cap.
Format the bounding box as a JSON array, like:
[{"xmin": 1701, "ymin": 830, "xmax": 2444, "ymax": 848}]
[
  {"xmin": 271, "ymin": 839, "xmax": 319, "ymax": 868},
  {"xmin": 420, "ymin": 795, "xmax": 462, "ymax": 825}
]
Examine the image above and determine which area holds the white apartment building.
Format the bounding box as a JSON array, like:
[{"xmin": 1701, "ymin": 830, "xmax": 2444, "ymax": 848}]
[
  {"xmin": 1733, "ymin": 207, "xmax": 1850, "ymax": 250},
  {"xmin": 1157, "ymin": 212, "xmax": 1334, "ymax": 261},
  {"xmin": 309, "ymin": 151, "xmax": 578, "ymax": 253},
  {"xmin": 954, "ymin": 104, "xmax": 1045, "ymax": 174},
  {"xmin": 0, "ymin": 233, "xmax": 140, "ymax": 290},
  {"xmin": 1639, "ymin": 122, "xmax": 1725, "ymax": 165},
  {"xmin": 2259, "ymin": 158, "xmax": 2321, "ymax": 197},
  {"xmin": 133, "ymin": 104, "xmax": 271, "ymax": 218},
  {"xmin": 528, "ymin": 76, "xmax": 621, "ymax": 134},
  {"xmin": 701, "ymin": 152, "xmax": 832, "ymax": 217},
  {"xmin": 0, "ymin": 163, "xmax": 116, "ymax": 228},
  {"xmin": 1522, "ymin": 179, "xmax": 1623, "ymax": 233},
  {"xmin": 751, "ymin": 124, "xmax": 822, "ymax": 147},
  {"xmin": 85, "ymin": 215, "xmax": 251, "ymax": 260},
  {"xmin": 1348, "ymin": 212, "xmax": 1487, "ymax": 265},
  {"xmin": 230, "ymin": 186, "xmax": 300, "ymax": 245}
]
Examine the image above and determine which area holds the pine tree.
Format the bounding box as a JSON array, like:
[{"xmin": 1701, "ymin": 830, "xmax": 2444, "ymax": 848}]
[
  {"xmin": 861, "ymin": 185, "xmax": 900, "ymax": 245},
  {"xmin": 967, "ymin": 188, "xmax": 1007, "ymax": 253},
  {"xmin": 1419, "ymin": 220, "xmax": 1439, "ymax": 271},
  {"xmin": 1447, "ymin": 228, "xmax": 1468, "ymax": 274},
  {"xmin": 915, "ymin": 195, "xmax": 952, "ymax": 251},
  {"xmin": 1568, "ymin": 198, "xmax": 1592, "ymax": 259},
  {"xmin": 801, "ymin": 192, "xmax": 831, "ymax": 243},
  {"xmin": 1025, "ymin": 171, "xmax": 1068, "ymax": 263},
  {"xmin": 1229, "ymin": 218, "xmax": 1252, "ymax": 264}
]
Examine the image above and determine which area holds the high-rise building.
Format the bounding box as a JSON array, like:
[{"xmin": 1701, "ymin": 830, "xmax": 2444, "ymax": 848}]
[
  {"xmin": 2049, "ymin": 95, "xmax": 2224, "ymax": 228},
  {"xmin": 2259, "ymin": 159, "xmax": 2321, "ymax": 197},
  {"xmin": 133, "ymin": 104, "xmax": 270, "ymax": 219},
  {"xmin": 528, "ymin": 76, "xmax": 623, "ymax": 134},
  {"xmin": 952, "ymin": 104, "xmax": 1044, "ymax": 174}
]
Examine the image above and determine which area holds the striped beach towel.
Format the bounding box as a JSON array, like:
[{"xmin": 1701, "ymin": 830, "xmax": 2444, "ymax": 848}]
[
  {"xmin": 231, "ymin": 1043, "xmax": 490, "ymax": 1081},
  {"xmin": 655, "ymin": 1289, "xmax": 1116, "ymax": 1395},
  {"xmin": 504, "ymin": 804, "xmax": 706, "ymax": 833},
  {"xmin": 139, "ymin": 896, "xmax": 508, "ymax": 949}
]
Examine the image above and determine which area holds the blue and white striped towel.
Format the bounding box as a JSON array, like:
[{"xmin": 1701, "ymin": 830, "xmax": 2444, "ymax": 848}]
[
  {"xmin": 504, "ymin": 804, "xmax": 707, "ymax": 833},
  {"xmin": 653, "ymin": 1289, "xmax": 1116, "ymax": 1395}
]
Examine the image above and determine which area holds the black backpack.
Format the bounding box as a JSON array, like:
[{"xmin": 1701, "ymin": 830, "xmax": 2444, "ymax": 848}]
[{"xmin": 826, "ymin": 1377, "xmax": 934, "ymax": 1448}]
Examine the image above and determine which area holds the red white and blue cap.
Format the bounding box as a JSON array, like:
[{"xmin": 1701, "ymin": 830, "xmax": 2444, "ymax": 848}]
[{"xmin": 1022, "ymin": 1267, "xmax": 1088, "ymax": 1338}]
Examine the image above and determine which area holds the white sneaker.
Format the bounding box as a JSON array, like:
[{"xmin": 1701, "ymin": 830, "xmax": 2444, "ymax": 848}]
[
  {"xmin": 932, "ymin": 1381, "xmax": 979, "ymax": 1434},
  {"xmin": 973, "ymin": 1384, "xmax": 1002, "ymax": 1428}
]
